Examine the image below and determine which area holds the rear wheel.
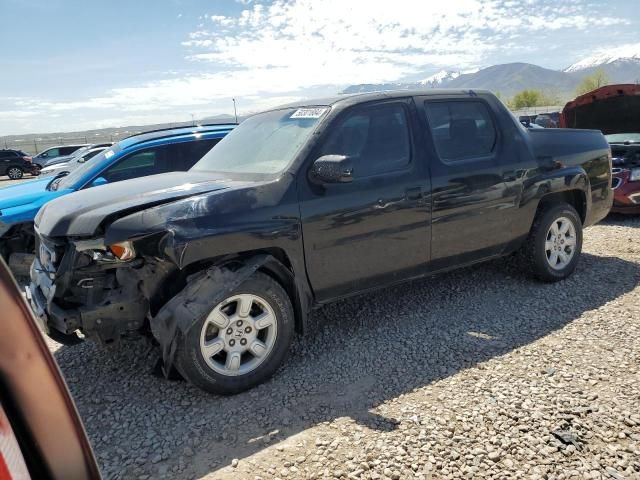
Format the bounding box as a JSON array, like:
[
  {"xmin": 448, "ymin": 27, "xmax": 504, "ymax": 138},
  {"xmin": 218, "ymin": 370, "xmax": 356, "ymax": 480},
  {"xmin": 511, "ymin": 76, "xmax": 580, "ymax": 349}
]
[
  {"xmin": 7, "ymin": 167, "xmax": 23, "ymax": 180},
  {"xmin": 175, "ymin": 271, "xmax": 294, "ymax": 395},
  {"xmin": 520, "ymin": 203, "xmax": 583, "ymax": 282}
]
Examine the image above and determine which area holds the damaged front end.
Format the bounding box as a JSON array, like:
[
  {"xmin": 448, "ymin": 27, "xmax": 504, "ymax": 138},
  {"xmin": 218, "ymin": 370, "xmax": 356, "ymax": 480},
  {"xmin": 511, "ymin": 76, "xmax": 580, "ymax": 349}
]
[{"xmin": 27, "ymin": 232, "xmax": 163, "ymax": 345}]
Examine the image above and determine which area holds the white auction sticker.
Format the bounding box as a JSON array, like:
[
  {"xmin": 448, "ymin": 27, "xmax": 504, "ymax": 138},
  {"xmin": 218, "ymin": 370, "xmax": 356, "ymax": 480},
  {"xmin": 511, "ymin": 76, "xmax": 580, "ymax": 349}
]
[
  {"xmin": 104, "ymin": 150, "xmax": 115, "ymax": 159},
  {"xmin": 290, "ymin": 108, "xmax": 328, "ymax": 119}
]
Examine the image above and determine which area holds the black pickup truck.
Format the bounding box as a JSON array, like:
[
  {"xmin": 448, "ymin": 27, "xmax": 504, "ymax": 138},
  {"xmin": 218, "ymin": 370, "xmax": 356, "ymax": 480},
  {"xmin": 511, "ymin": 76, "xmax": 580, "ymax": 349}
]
[{"xmin": 28, "ymin": 90, "xmax": 612, "ymax": 394}]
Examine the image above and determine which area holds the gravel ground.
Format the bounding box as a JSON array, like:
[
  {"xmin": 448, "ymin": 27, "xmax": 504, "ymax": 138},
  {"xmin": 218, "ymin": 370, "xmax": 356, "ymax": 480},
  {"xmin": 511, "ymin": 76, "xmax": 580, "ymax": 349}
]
[{"xmin": 45, "ymin": 215, "xmax": 640, "ymax": 480}]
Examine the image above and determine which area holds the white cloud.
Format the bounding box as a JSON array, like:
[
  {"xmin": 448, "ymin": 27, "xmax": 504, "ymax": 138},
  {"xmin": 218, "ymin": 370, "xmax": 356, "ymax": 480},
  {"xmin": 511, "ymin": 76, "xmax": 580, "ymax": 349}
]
[
  {"xmin": 183, "ymin": 0, "xmax": 626, "ymax": 87},
  {"xmin": 1, "ymin": 0, "xmax": 628, "ymax": 135}
]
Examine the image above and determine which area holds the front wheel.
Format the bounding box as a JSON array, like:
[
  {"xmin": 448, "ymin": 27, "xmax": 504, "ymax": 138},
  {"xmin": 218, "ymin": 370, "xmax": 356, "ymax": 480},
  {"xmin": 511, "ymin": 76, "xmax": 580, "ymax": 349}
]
[
  {"xmin": 175, "ymin": 271, "xmax": 294, "ymax": 395},
  {"xmin": 7, "ymin": 167, "xmax": 24, "ymax": 180},
  {"xmin": 520, "ymin": 203, "xmax": 583, "ymax": 282}
]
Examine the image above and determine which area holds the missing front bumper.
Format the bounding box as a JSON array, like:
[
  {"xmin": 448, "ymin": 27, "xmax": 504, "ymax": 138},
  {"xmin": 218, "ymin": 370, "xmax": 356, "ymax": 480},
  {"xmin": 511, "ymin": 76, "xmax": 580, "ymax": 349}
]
[{"xmin": 28, "ymin": 258, "xmax": 150, "ymax": 345}]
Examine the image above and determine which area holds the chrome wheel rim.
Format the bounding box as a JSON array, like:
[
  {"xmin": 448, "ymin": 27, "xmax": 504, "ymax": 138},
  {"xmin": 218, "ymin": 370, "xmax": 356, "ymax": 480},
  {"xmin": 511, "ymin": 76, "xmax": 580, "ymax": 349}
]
[
  {"xmin": 8, "ymin": 168, "xmax": 22, "ymax": 179},
  {"xmin": 545, "ymin": 216, "xmax": 577, "ymax": 270},
  {"xmin": 199, "ymin": 294, "xmax": 277, "ymax": 377}
]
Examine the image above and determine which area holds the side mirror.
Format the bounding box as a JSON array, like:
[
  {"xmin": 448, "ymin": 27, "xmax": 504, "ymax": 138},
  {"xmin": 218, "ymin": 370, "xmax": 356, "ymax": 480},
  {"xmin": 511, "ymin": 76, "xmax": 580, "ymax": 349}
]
[
  {"xmin": 90, "ymin": 176, "xmax": 108, "ymax": 187},
  {"xmin": 310, "ymin": 155, "xmax": 354, "ymax": 184}
]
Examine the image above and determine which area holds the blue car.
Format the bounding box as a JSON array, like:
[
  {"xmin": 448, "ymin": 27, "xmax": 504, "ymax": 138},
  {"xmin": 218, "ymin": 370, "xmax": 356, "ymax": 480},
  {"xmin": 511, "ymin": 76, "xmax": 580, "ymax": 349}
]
[{"xmin": 0, "ymin": 124, "xmax": 235, "ymax": 266}]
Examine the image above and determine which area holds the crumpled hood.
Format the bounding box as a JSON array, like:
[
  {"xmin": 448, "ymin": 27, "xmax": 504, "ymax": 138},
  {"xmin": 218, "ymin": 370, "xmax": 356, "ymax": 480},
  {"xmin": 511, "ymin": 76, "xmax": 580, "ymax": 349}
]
[
  {"xmin": 0, "ymin": 178, "xmax": 52, "ymax": 211},
  {"xmin": 35, "ymin": 171, "xmax": 249, "ymax": 238}
]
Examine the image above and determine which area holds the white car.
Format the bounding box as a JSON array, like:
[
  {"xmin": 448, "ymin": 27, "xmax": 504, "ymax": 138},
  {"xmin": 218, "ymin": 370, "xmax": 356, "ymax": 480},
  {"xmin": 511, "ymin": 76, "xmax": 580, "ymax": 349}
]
[{"xmin": 40, "ymin": 147, "xmax": 108, "ymax": 177}]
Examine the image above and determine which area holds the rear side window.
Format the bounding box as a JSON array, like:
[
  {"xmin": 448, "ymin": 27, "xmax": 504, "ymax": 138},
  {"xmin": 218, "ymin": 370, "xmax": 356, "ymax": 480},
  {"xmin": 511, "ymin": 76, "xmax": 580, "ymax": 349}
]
[
  {"xmin": 424, "ymin": 101, "xmax": 497, "ymax": 161},
  {"xmin": 320, "ymin": 103, "xmax": 411, "ymax": 177},
  {"xmin": 169, "ymin": 138, "xmax": 221, "ymax": 170},
  {"xmin": 60, "ymin": 146, "xmax": 80, "ymax": 155}
]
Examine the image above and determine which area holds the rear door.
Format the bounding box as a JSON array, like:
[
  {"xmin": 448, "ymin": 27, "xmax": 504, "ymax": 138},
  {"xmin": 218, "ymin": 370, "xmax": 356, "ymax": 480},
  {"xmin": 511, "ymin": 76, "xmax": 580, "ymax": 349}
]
[
  {"xmin": 298, "ymin": 99, "xmax": 431, "ymax": 301},
  {"xmin": 419, "ymin": 96, "xmax": 520, "ymax": 270}
]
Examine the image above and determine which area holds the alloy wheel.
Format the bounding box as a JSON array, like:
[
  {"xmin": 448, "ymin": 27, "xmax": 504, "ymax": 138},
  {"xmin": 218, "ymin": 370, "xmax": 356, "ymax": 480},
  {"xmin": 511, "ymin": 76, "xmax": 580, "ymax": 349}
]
[
  {"xmin": 199, "ymin": 294, "xmax": 278, "ymax": 376},
  {"xmin": 545, "ymin": 216, "xmax": 577, "ymax": 270}
]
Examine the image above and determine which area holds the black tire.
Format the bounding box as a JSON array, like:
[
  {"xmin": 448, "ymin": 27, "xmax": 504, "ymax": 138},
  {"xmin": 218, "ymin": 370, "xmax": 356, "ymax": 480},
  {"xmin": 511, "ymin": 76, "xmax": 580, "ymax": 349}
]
[
  {"xmin": 175, "ymin": 271, "xmax": 294, "ymax": 395},
  {"xmin": 7, "ymin": 167, "xmax": 23, "ymax": 180},
  {"xmin": 520, "ymin": 203, "xmax": 583, "ymax": 282}
]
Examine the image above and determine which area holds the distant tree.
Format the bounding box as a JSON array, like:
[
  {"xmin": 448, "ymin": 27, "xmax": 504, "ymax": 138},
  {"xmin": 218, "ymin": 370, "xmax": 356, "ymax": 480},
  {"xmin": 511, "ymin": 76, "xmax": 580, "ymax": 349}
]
[
  {"xmin": 507, "ymin": 89, "xmax": 561, "ymax": 110},
  {"xmin": 510, "ymin": 89, "xmax": 542, "ymax": 109},
  {"xmin": 575, "ymin": 69, "xmax": 610, "ymax": 96}
]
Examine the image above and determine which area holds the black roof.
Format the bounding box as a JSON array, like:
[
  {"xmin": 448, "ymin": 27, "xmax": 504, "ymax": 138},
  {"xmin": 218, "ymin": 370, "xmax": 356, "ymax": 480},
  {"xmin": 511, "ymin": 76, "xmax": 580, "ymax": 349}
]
[{"xmin": 276, "ymin": 89, "xmax": 490, "ymax": 111}]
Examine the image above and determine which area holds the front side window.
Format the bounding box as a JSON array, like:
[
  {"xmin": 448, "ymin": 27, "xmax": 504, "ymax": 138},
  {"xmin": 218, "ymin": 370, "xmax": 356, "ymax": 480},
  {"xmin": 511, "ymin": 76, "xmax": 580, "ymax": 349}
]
[
  {"xmin": 39, "ymin": 148, "xmax": 59, "ymax": 158},
  {"xmin": 319, "ymin": 103, "xmax": 411, "ymax": 177},
  {"xmin": 100, "ymin": 147, "xmax": 164, "ymax": 183},
  {"xmin": 424, "ymin": 100, "xmax": 497, "ymax": 161}
]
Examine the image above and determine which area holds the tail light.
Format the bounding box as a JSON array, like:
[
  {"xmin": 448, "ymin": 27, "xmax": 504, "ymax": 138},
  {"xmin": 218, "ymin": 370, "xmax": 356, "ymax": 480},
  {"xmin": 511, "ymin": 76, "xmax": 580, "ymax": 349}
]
[{"xmin": 0, "ymin": 402, "xmax": 31, "ymax": 479}]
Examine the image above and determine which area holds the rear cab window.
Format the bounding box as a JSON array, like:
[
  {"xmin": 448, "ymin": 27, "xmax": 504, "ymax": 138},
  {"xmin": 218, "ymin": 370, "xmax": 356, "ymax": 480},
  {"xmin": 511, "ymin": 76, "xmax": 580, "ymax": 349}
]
[{"xmin": 424, "ymin": 100, "xmax": 497, "ymax": 162}]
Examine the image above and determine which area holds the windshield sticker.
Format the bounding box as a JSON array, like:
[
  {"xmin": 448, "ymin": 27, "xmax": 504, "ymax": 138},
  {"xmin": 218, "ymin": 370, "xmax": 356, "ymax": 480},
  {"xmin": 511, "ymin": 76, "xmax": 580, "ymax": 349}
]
[
  {"xmin": 104, "ymin": 150, "xmax": 115, "ymax": 159},
  {"xmin": 290, "ymin": 108, "xmax": 328, "ymax": 119}
]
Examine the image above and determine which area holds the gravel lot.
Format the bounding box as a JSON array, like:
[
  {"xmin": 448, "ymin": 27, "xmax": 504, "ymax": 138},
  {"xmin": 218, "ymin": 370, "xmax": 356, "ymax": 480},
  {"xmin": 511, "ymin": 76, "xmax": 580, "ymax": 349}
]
[{"xmin": 40, "ymin": 214, "xmax": 640, "ymax": 480}]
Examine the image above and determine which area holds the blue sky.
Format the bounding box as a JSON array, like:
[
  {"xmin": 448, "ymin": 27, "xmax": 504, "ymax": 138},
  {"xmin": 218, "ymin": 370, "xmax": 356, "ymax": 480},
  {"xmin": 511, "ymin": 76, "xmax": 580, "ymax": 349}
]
[{"xmin": 0, "ymin": 0, "xmax": 638, "ymax": 135}]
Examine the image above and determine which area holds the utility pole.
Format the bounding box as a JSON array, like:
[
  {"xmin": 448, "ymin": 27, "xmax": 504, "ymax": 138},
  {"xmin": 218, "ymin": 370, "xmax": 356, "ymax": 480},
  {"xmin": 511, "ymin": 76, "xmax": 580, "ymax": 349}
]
[
  {"xmin": 191, "ymin": 114, "xmax": 195, "ymax": 126},
  {"xmin": 232, "ymin": 98, "xmax": 238, "ymax": 123}
]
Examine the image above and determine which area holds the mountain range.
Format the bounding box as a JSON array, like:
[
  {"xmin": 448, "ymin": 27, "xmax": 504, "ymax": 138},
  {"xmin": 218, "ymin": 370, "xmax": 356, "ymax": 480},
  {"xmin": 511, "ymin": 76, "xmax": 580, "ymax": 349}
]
[{"xmin": 343, "ymin": 47, "xmax": 640, "ymax": 100}]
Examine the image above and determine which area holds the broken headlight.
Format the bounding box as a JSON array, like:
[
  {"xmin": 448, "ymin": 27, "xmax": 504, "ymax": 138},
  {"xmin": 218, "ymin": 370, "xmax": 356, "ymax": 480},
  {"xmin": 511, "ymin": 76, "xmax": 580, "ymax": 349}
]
[{"xmin": 108, "ymin": 241, "xmax": 136, "ymax": 261}]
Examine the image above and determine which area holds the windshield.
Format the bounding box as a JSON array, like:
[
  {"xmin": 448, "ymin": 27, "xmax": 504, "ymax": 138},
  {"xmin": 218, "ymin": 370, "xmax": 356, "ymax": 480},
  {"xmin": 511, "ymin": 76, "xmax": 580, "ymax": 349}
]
[
  {"xmin": 192, "ymin": 107, "xmax": 328, "ymax": 175},
  {"xmin": 605, "ymin": 133, "xmax": 640, "ymax": 144},
  {"xmin": 51, "ymin": 145, "xmax": 121, "ymax": 191}
]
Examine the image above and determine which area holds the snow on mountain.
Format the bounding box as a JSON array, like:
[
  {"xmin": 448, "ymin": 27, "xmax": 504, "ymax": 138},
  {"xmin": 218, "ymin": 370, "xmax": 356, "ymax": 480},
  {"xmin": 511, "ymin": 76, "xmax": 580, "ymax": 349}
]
[
  {"xmin": 564, "ymin": 43, "xmax": 640, "ymax": 72},
  {"xmin": 420, "ymin": 70, "xmax": 460, "ymax": 86}
]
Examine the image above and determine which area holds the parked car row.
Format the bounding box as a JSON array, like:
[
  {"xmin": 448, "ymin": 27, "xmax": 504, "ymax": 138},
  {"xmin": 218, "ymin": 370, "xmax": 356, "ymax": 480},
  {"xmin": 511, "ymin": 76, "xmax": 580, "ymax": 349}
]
[
  {"xmin": 4, "ymin": 90, "xmax": 612, "ymax": 395},
  {"xmin": 0, "ymin": 124, "xmax": 234, "ymax": 271}
]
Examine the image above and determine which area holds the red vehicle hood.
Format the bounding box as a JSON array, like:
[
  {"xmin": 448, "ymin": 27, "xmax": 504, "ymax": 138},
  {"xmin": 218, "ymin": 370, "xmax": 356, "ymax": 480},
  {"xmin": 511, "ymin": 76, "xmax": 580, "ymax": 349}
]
[{"xmin": 560, "ymin": 84, "xmax": 640, "ymax": 134}]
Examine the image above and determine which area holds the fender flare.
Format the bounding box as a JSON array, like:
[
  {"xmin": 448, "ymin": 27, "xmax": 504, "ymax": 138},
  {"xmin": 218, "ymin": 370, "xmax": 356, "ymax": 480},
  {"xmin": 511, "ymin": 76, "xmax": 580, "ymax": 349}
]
[{"xmin": 151, "ymin": 254, "xmax": 272, "ymax": 376}]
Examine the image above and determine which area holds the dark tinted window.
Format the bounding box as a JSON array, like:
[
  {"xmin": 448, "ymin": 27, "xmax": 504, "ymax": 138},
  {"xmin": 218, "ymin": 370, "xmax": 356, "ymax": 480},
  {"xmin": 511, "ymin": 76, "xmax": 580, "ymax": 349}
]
[
  {"xmin": 424, "ymin": 101, "xmax": 497, "ymax": 161},
  {"xmin": 60, "ymin": 146, "xmax": 82, "ymax": 155},
  {"xmin": 321, "ymin": 103, "xmax": 410, "ymax": 177},
  {"xmin": 100, "ymin": 146, "xmax": 166, "ymax": 183},
  {"xmin": 168, "ymin": 138, "xmax": 220, "ymax": 170},
  {"xmin": 0, "ymin": 151, "xmax": 18, "ymax": 159}
]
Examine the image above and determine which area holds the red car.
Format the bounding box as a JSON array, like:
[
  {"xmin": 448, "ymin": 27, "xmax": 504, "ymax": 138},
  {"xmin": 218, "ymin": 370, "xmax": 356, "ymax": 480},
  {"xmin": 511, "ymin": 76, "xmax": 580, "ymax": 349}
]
[
  {"xmin": 608, "ymin": 133, "xmax": 640, "ymax": 214},
  {"xmin": 560, "ymin": 84, "xmax": 640, "ymax": 214}
]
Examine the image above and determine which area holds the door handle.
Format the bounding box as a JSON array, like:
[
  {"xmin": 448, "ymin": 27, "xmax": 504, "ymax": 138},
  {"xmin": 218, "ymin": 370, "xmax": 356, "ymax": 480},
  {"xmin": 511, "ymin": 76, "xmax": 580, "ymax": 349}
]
[{"xmin": 406, "ymin": 187, "xmax": 422, "ymax": 201}]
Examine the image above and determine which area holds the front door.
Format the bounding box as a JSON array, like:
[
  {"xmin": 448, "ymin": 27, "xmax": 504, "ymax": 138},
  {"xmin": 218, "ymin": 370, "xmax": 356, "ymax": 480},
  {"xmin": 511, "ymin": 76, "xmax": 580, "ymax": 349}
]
[{"xmin": 298, "ymin": 99, "xmax": 431, "ymax": 302}]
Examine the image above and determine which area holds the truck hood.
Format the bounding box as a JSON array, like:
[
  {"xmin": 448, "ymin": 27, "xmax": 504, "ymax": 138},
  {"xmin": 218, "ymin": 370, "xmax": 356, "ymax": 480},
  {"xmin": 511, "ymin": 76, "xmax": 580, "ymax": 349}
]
[{"xmin": 35, "ymin": 171, "xmax": 251, "ymax": 238}]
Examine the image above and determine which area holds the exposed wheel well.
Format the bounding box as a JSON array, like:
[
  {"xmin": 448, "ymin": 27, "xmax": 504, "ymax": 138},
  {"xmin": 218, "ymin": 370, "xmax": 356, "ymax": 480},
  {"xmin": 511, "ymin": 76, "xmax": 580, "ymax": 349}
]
[
  {"xmin": 172, "ymin": 248, "xmax": 304, "ymax": 333},
  {"xmin": 538, "ymin": 190, "xmax": 586, "ymax": 224}
]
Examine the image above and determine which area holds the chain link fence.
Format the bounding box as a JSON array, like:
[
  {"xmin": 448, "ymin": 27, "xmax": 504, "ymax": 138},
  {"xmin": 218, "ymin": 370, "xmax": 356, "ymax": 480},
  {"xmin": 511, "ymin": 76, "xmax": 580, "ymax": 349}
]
[{"xmin": 1, "ymin": 121, "xmax": 198, "ymax": 154}]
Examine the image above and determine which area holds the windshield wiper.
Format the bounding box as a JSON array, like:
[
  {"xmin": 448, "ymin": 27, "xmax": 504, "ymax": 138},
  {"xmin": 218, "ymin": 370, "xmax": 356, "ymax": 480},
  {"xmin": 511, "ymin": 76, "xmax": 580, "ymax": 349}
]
[{"xmin": 46, "ymin": 171, "xmax": 70, "ymax": 191}]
